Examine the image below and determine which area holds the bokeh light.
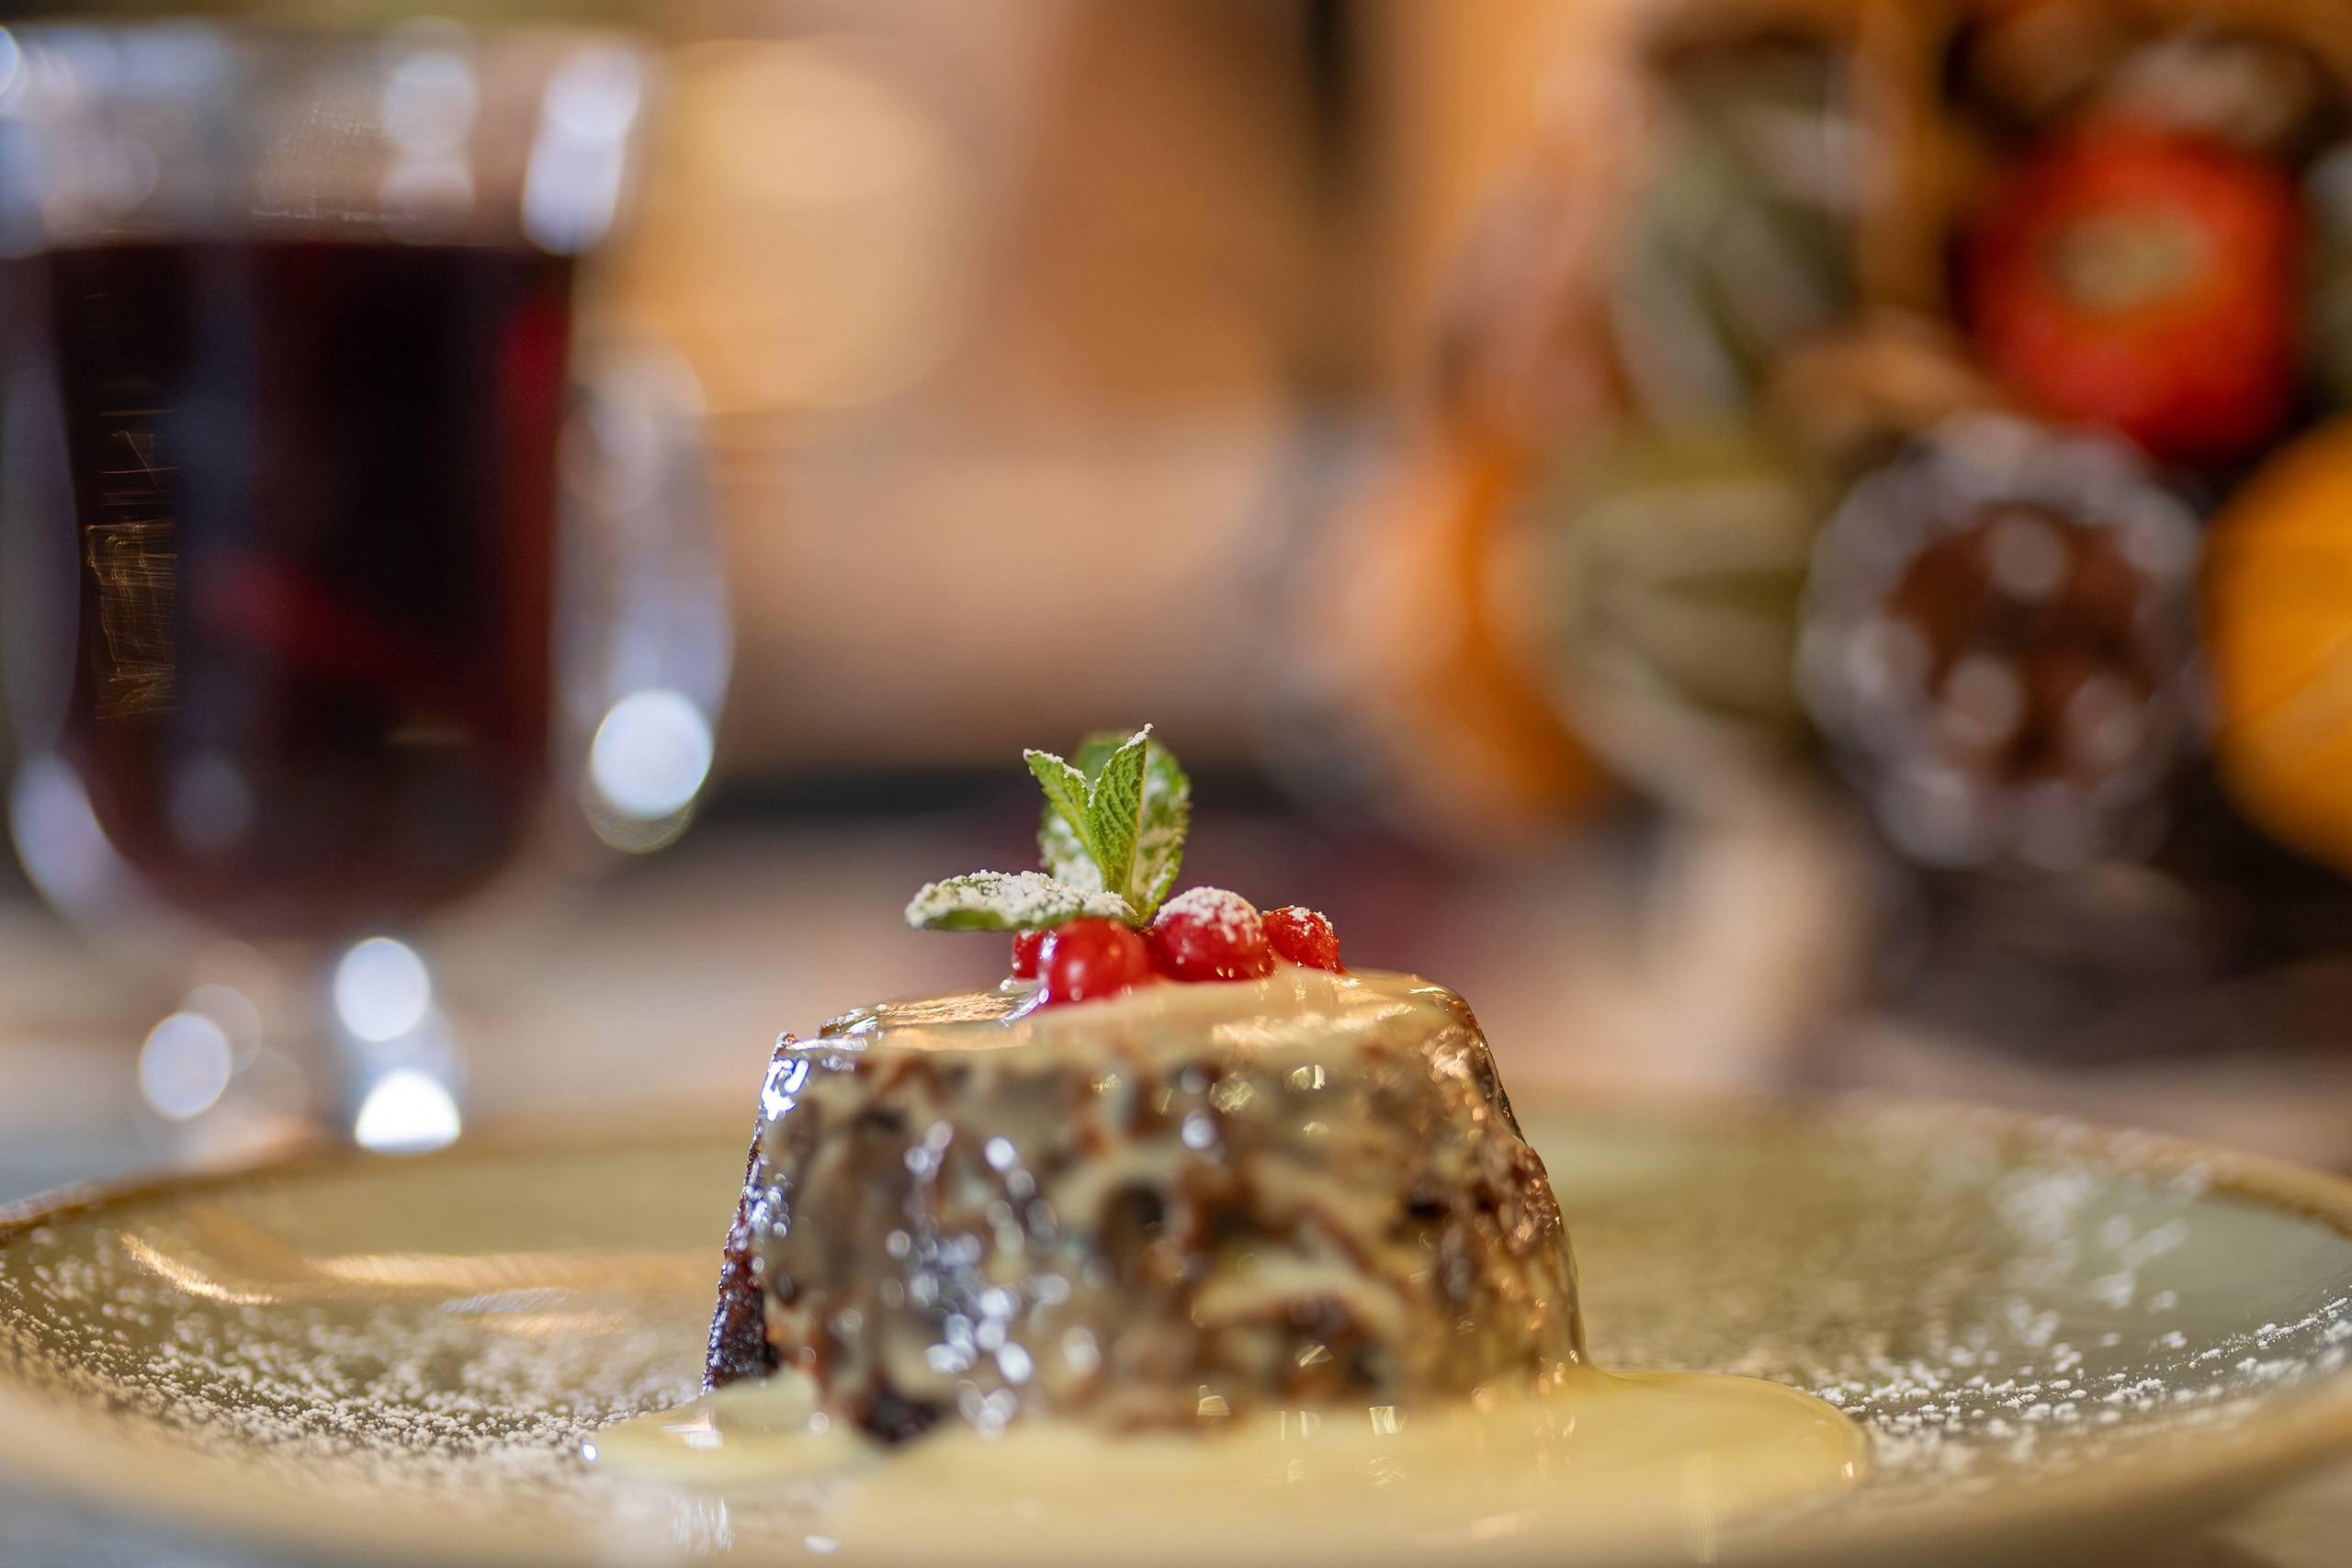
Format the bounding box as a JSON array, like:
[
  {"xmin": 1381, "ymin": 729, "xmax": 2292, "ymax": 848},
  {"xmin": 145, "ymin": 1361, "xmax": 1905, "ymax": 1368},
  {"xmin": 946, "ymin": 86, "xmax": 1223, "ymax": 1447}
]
[
  {"xmin": 379, "ymin": 43, "xmax": 478, "ymax": 226},
  {"xmin": 138, "ymin": 1011, "xmax": 232, "ymax": 1121},
  {"xmin": 352, "ymin": 1068, "xmax": 461, "ymax": 1155},
  {"xmin": 522, "ymin": 45, "xmax": 641, "ymax": 254},
  {"xmin": 8, "ymin": 756, "xmax": 137, "ymax": 925},
  {"xmin": 334, "ymin": 938, "xmax": 434, "ymax": 1044},
  {"xmin": 589, "ymin": 688, "xmax": 714, "ymax": 820}
]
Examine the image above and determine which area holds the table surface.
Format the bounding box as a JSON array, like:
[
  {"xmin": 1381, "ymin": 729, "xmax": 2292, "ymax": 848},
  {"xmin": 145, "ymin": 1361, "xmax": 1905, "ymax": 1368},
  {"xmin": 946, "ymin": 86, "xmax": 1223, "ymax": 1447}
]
[{"xmin": 2, "ymin": 806, "xmax": 2349, "ymax": 1567}]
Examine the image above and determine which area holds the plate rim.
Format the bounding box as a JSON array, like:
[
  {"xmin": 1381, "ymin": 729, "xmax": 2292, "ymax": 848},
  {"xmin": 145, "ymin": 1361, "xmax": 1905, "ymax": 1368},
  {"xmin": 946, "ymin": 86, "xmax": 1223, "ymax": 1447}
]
[{"xmin": 3, "ymin": 1092, "xmax": 2352, "ymax": 1567}]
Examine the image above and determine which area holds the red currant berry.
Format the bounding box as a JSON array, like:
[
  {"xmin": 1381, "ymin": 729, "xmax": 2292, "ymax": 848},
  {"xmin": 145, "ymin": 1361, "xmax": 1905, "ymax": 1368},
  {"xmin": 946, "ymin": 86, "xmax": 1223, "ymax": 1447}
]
[
  {"xmin": 1011, "ymin": 929, "xmax": 1047, "ymax": 979},
  {"xmin": 1038, "ymin": 918, "xmax": 1153, "ymax": 1007},
  {"xmin": 1262, "ymin": 906, "xmax": 1343, "ymax": 971},
  {"xmin": 1147, "ymin": 887, "xmax": 1276, "ymax": 982}
]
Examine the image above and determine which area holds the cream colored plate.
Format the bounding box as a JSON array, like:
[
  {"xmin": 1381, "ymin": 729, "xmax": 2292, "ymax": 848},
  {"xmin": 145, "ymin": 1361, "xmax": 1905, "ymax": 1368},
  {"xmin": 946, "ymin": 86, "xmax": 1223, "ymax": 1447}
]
[{"xmin": 5, "ymin": 1099, "xmax": 2352, "ymax": 1566}]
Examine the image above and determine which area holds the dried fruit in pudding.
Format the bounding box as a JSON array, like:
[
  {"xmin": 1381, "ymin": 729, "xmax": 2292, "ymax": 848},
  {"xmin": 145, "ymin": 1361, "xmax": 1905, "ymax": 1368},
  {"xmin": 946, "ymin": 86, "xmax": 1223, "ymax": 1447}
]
[{"xmin": 705, "ymin": 731, "xmax": 1584, "ymax": 1442}]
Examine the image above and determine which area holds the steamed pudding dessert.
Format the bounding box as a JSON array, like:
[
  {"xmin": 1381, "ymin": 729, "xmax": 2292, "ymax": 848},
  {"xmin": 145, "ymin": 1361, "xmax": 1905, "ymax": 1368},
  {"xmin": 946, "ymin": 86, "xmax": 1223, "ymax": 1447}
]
[
  {"xmin": 659, "ymin": 730, "xmax": 1864, "ymax": 1549},
  {"xmin": 705, "ymin": 729, "xmax": 1585, "ymax": 1440}
]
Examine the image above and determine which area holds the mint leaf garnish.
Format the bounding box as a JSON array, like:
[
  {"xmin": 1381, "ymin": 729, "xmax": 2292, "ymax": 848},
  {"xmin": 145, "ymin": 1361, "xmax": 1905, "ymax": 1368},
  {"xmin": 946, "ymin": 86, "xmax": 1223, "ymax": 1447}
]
[
  {"xmin": 906, "ymin": 871, "xmax": 1133, "ymax": 931},
  {"xmin": 1070, "ymin": 732, "xmax": 1127, "ymax": 780},
  {"xmin": 1086, "ymin": 730, "xmax": 1148, "ymax": 908},
  {"xmin": 1037, "ymin": 809, "xmax": 1096, "ymax": 891},
  {"xmin": 915, "ymin": 728, "xmax": 1193, "ymax": 939},
  {"xmin": 1136, "ymin": 739, "xmax": 1191, "ymax": 912},
  {"xmin": 1029, "ymin": 750, "xmax": 1101, "ymax": 892},
  {"xmin": 1021, "ymin": 727, "xmax": 1191, "ymax": 921}
]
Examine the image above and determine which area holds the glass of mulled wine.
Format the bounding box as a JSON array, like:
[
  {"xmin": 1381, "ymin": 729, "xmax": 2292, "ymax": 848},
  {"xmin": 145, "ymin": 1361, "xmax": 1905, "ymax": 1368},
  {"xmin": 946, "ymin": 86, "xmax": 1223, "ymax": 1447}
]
[{"xmin": 0, "ymin": 23, "xmax": 723, "ymax": 1156}]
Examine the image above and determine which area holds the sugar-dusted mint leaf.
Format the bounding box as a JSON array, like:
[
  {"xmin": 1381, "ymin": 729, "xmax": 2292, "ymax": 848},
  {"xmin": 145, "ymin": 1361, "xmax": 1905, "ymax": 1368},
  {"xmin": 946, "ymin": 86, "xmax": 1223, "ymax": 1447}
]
[
  {"xmin": 1086, "ymin": 729, "xmax": 1148, "ymax": 912},
  {"xmin": 1071, "ymin": 732, "xmax": 1128, "ymax": 781},
  {"xmin": 1037, "ymin": 810, "xmax": 1098, "ymax": 892},
  {"xmin": 1011, "ymin": 727, "xmax": 1192, "ymax": 925},
  {"xmin": 1070, "ymin": 728, "xmax": 1187, "ymax": 919},
  {"xmin": 1026, "ymin": 750, "xmax": 1100, "ymax": 890},
  {"xmin": 1136, "ymin": 739, "xmax": 1191, "ymax": 915},
  {"xmin": 906, "ymin": 871, "xmax": 1133, "ymax": 931}
]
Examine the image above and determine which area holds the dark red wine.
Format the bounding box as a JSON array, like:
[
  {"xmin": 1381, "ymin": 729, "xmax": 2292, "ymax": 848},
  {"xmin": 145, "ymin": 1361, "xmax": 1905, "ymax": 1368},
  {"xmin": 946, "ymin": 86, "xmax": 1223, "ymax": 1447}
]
[{"xmin": 36, "ymin": 240, "xmax": 571, "ymax": 939}]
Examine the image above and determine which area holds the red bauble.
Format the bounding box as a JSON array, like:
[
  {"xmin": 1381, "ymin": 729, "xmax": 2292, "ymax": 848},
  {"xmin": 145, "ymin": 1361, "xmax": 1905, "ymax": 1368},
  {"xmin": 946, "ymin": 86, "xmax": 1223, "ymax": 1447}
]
[
  {"xmin": 1262, "ymin": 906, "xmax": 1343, "ymax": 971},
  {"xmin": 1962, "ymin": 127, "xmax": 2302, "ymax": 467},
  {"xmin": 1147, "ymin": 887, "xmax": 1276, "ymax": 982},
  {"xmin": 1037, "ymin": 918, "xmax": 1153, "ymax": 1007}
]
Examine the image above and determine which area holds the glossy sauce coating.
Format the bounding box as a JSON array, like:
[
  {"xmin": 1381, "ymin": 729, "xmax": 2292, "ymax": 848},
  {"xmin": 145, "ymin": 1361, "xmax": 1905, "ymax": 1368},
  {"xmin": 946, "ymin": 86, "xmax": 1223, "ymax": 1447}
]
[{"xmin": 707, "ymin": 971, "xmax": 1581, "ymax": 1442}]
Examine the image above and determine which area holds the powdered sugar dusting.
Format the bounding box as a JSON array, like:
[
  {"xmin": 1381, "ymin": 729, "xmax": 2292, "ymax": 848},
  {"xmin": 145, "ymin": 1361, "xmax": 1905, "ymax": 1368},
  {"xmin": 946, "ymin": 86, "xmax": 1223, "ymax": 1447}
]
[
  {"xmin": 905, "ymin": 871, "xmax": 1134, "ymax": 931},
  {"xmin": 1542, "ymin": 1103, "xmax": 2352, "ymax": 1516},
  {"xmin": 0, "ymin": 1140, "xmax": 758, "ymax": 1549},
  {"xmin": 2, "ymin": 1108, "xmax": 2349, "ymax": 1556},
  {"xmin": 1154, "ymin": 886, "xmax": 1261, "ymax": 942}
]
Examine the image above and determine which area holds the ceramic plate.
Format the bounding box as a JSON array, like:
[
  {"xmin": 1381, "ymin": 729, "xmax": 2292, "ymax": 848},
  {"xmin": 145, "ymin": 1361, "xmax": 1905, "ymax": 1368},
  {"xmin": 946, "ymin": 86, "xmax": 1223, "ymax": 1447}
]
[{"xmin": 4, "ymin": 1099, "xmax": 2352, "ymax": 1566}]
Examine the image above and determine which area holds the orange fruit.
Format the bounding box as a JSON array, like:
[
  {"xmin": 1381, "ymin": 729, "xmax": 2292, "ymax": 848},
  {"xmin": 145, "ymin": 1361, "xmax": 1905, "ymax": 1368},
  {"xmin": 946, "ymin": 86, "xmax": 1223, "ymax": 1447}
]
[{"xmin": 2206, "ymin": 420, "xmax": 2352, "ymax": 872}]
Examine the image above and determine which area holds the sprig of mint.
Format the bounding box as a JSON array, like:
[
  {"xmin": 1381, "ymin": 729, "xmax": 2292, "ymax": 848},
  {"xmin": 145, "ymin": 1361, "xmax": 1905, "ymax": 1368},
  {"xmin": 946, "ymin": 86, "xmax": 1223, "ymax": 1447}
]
[
  {"xmin": 1027, "ymin": 728, "xmax": 1189, "ymax": 920},
  {"xmin": 905, "ymin": 727, "xmax": 1193, "ymax": 932}
]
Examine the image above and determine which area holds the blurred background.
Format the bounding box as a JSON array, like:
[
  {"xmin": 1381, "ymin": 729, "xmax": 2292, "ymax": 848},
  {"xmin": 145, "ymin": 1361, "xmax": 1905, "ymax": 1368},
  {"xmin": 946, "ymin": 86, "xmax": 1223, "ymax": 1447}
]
[
  {"xmin": 10, "ymin": 0, "xmax": 2352, "ymax": 1223},
  {"xmin": 14, "ymin": 4, "xmax": 2352, "ymax": 1562}
]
